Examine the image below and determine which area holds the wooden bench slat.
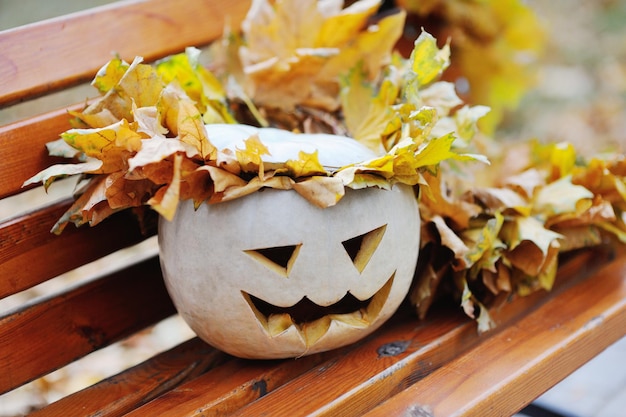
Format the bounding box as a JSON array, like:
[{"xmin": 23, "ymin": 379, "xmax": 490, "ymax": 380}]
[
  {"xmin": 0, "ymin": 105, "xmax": 81, "ymax": 200},
  {"xmin": 0, "ymin": 200, "xmax": 155, "ymax": 299},
  {"xmin": 30, "ymin": 338, "xmax": 228, "ymax": 417},
  {"xmin": 124, "ymin": 348, "xmax": 337, "ymax": 417},
  {"xmin": 0, "ymin": 0, "xmax": 251, "ymax": 108},
  {"xmin": 0, "ymin": 256, "xmax": 175, "ymax": 394},
  {"xmin": 363, "ymin": 253, "xmax": 626, "ymax": 417}
]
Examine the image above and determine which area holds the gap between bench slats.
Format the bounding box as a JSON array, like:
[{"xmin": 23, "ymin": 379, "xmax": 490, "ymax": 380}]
[
  {"xmin": 0, "ymin": 0, "xmax": 251, "ymax": 108},
  {"xmin": 0, "ymin": 199, "xmax": 155, "ymax": 299},
  {"xmin": 105, "ymin": 249, "xmax": 609, "ymax": 416},
  {"xmin": 363, "ymin": 252, "xmax": 626, "ymax": 417},
  {"xmin": 0, "ymin": 256, "xmax": 175, "ymax": 394}
]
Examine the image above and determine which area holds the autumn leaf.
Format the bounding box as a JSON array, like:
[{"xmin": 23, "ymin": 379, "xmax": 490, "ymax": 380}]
[
  {"xmin": 147, "ymin": 153, "xmax": 183, "ymax": 221},
  {"xmin": 420, "ymin": 171, "xmax": 482, "ymax": 229},
  {"xmin": 50, "ymin": 176, "xmax": 110, "ymax": 234},
  {"xmin": 285, "ymin": 150, "xmax": 327, "ymax": 178},
  {"xmin": 340, "ymin": 65, "xmax": 398, "ymax": 153},
  {"xmin": 457, "ymin": 212, "xmax": 504, "ymax": 270},
  {"xmin": 237, "ymin": 0, "xmax": 404, "ymax": 110},
  {"xmin": 79, "ymin": 57, "xmax": 165, "ymax": 125},
  {"xmin": 416, "ymin": 82, "xmax": 463, "ymax": 118},
  {"xmin": 314, "ymin": 0, "xmax": 380, "ymax": 48},
  {"xmin": 156, "ymin": 47, "xmax": 235, "ymax": 124},
  {"xmin": 501, "ymin": 215, "xmax": 563, "ymax": 254},
  {"xmin": 430, "ymin": 214, "xmax": 470, "ymax": 260},
  {"xmin": 235, "ymin": 134, "xmax": 270, "ymax": 178},
  {"xmin": 23, "ymin": 158, "xmax": 103, "ymax": 190},
  {"xmin": 127, "ymin": 136, "xmax": 197, "ymax": 172},
  {"xmin": 411, "ymin": 133, "xmax": 463, "ymax": 169},
  {"xmin": 470, "ymin": 187, "xmax": 529, "ymax": 216},
  {"xmin": 105, "ymin": 172, "xmax": 155, "ymax": 209},
  {"xmin": 407, "ymin": 30, "xmax": 451, "ymax": 91},
  {"xmin": 532, "ymin": 175, "xmax": 594, "ymax": 219},
  {"xmin": 292, "ymin": 176, "xmax": 345, "ymax": 208},
  {"xmin": 133, "ymin": 103, "xmax": 168, "ymax": 138},
  {"xmin": 177, "ymin": 98, "xmax": 217, "ymax": 160},
  {"xmin": 61, "ymin": 119, "xmax": 142, "ymax": 173},
  {"xmin": 92, "ymin": 58, "xmax": 130, "ymax": 94},
  {"xmin": 319, "ymin": 9, "xmax": 406, "ymax": 88}
]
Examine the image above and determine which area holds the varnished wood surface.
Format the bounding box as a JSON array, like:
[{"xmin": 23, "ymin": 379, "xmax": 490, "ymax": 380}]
[
  {"xmin": 363, "ymin": 251, "xmax": 626, "ymax": 417},
  {"xmin": 0, "ymin": 105, "xmax": 81, "ymax": 199},
  {"xmin": 0, "ymin": 0, "xmax": 251, "ymax": 107},
  {"xmin": 0, "ymin": 256, "xmax": 175, "ymax": 394},
  {"xmin": 29, "ymin": 338, "xmax": 229, "ymax": 417},
  {"xmin": 0, "ymin": 200, "xmax": 155, "ymax": 299}
]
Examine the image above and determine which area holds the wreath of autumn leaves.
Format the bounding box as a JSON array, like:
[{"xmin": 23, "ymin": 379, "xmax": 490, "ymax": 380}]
[{"xmin": 26, "ymin": 0, "xmax": 626, "ymax": 330}]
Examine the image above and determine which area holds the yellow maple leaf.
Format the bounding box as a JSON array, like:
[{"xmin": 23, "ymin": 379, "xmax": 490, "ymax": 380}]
[
  {"xmin": 408, "ymin": 30, "xmax": 451, "ymax": 90},
  {"xmin": 340, "ymin": 66, "xmax": 398, "ymax": 153},
  {"xmin": 285, "ymin": 150, "xmax": 327, "ymax": 178},
  {"xmin": 61, "ymin": 119, "xmax": 142, "ymax": 173},
  {"xmin": 92, "ymin": 58, "xmax": 129, "ymax": 94},
  {"xmin": 235, "ymin": 134, "xmax": 270, "ymax": 178},
  {"xmin": 177, "ymin": 98, "xmax": 217, "ymax": 160},
  {"xmin": 156, "ymin": 47, "xmax": 235, "ymax": 124}
]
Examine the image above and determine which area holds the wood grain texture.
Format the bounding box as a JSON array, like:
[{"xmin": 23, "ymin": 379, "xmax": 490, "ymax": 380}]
[
  {"xmin": 0, "ymin": 199, "xmax": 155, "ymax": 299},
  {"xmin": 0, "ymin": 256, "xmax": 175, "ymax": 394},
  {"xmin": 124, "ymin": 352, "xmax": 337, "ymax": 417},
  {"xmin": 0, "ymin": 104, "xmax": 82, "ymax": 199},
  {"xmin": 363, "ymin": 252, "xmax": 626, "ymax": 417},
  {"xmin": 30, "ymin": 338, "xmax": 229, "ymax": 417},
  {"xmin": 0, "ymin": 0, "xmax": 251, "ymax": 107}
]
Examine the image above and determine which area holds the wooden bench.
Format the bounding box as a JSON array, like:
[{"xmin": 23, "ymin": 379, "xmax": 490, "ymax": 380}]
[{"xmin": 1, "ymin": 1, "xmax": 625, "ymax": 415}]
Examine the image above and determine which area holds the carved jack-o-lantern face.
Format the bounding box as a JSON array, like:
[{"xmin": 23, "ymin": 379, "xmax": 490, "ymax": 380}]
[{"xmin": 158, "ymin": 126, "xmax": 420, "ymax": 359}]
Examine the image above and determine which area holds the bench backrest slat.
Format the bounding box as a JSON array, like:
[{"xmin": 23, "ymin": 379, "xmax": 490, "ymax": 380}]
[
  {"xmin": 0, "ymin": 107, "xmax": 78, "ymax": 200},
  {"xmin": 0, "ymin": 203, "xmax": 155, "ymax": 299},
  {"xmin": 0, "ymin": 257, "xmax": 174, "ymax": 394},
  {"xmin": 0, "ymin": 0, "xmax": 251, "ymax": 107}
]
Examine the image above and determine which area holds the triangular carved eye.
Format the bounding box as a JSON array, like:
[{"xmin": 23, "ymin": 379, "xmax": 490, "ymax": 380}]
[
  {"xmin": 244, "ymin": 244, "xmax": 301, "ymax": 277},
  {"xmin": 342, "ymin": 224, "xmax": 387, "ymax": 273}
]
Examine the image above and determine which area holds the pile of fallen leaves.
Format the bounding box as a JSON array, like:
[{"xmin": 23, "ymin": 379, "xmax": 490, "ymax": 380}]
[{"xmin": 25, "ymin": 0, "xmax": 626, "ymax": 328}]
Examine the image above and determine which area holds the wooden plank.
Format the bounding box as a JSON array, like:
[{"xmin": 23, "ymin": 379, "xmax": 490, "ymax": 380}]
[
  {"xmin": 363, "ymin": 253, "xmax": 626, "ymax": 417},
  {"xmin": 124, "ymin": 349, "xmax": 338, "ymax": 417},
  {"xmin": 0, "ymin": 256, "xmax": 175, "ymax": 394},
  {"xmin": 0, "ymin": 104, "xmax": 81, "ymax": 199},
  {"xmin": 0, "ymin": 199, "xmax": 155, "ymax": 299},
  {"xmin": 123, "ymin": 249, "xmax": 611, "ymax": 416},
  {"xmin": 31, "ymin": 338, "xmax": 230, "ymax": 417},
  {"xmin": 0, "ymin": 0, "xmax": 251, "ymax": 107}
]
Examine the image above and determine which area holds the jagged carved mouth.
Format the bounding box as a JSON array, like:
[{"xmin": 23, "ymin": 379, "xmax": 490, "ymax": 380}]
[{"xmin": 241, "ymin": 273, "xmax": 395, "ymax": 347}]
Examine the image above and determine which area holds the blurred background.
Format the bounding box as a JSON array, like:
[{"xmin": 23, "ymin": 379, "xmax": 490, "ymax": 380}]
[{"xmin": 1, "ymin": 0, "xmax": 625, "ymax": 415}]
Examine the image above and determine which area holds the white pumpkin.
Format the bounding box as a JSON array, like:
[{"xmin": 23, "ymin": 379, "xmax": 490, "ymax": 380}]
[{"xmin": 159, "ymin": 125, "xmax": 420, "ymax": 359}]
